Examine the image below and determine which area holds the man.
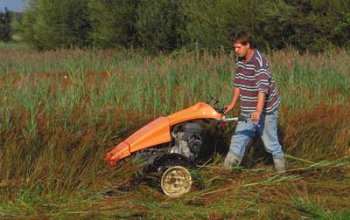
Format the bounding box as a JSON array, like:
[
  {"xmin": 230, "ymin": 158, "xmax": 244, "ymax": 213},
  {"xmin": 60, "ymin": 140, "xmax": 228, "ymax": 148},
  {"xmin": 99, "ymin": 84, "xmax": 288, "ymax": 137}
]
[{"xmin": 223, "ymin": 31, "xmax": 285, "ymax": 172}]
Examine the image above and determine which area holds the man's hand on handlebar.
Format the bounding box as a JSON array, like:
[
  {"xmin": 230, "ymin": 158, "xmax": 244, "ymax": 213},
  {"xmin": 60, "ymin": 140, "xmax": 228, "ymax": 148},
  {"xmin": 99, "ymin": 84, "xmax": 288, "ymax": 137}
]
[{"xmin": 224, "ymin": 104, "xmax": 234, "ymax": 114}]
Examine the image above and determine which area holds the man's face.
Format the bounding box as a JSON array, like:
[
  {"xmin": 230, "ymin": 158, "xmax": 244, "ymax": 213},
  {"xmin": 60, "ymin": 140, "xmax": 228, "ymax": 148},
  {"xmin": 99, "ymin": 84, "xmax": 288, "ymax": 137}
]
[{"xmin": 233, "ymin": 42, "xmax": 249, "ymax": 57}]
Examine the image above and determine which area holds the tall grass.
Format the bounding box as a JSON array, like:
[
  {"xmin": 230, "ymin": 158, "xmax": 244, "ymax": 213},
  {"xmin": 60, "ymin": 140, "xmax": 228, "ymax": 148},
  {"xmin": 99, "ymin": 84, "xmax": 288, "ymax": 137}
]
[{"xmin": 0, "ymin": 45, "xmax": 349, "ymax": 218}]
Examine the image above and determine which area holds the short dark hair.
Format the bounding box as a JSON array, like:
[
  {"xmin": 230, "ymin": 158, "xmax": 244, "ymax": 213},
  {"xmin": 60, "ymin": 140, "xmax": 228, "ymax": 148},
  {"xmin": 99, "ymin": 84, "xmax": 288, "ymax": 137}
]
[{"xmin": 232, "ymin": 31, "xmax": 254, "ymax": 49}]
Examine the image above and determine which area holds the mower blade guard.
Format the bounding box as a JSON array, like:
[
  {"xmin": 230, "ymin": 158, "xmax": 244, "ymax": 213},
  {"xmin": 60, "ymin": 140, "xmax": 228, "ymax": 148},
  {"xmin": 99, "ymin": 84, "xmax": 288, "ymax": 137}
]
[
  {"xmin": 105, "ymin": 117, "xmax": 171, "ymax": 166},
  {"xmin": 105, "ymin": 102, "xmax": 222, "ymax": 166}
]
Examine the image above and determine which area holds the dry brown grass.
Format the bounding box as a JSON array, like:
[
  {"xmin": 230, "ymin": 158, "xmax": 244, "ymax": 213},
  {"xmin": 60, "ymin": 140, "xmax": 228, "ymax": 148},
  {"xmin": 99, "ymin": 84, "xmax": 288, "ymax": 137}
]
[{"xmin": 0, "ymin": 46, "xmax": 349, "ymax": 219}]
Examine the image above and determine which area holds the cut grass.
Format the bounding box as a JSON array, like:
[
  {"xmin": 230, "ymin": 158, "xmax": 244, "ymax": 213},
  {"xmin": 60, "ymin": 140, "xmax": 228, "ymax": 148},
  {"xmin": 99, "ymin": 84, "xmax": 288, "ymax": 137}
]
[{"xmin": 1, "ymin": 157, "xmax": 348, "ymax": 219}]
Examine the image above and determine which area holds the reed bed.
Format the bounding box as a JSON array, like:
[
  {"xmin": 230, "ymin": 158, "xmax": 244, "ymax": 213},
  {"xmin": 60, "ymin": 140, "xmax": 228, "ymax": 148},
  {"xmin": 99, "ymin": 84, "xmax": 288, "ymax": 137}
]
[{"xmin": 0, "ymin": 46, "xmax": 349, "ymax": 219}]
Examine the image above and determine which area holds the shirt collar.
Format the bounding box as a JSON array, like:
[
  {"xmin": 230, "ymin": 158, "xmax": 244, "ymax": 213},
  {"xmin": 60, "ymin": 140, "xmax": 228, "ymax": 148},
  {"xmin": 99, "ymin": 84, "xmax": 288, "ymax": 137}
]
[{"xmin": 237, "ymin": 49, "xmax": 257, "ymax": 64}]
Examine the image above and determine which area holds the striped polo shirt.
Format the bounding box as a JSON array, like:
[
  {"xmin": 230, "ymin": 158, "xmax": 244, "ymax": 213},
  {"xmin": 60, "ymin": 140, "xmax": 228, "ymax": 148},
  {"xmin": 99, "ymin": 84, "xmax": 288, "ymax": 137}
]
[{"xmin": 233, "ymin": 49, "xmax": 281, "ymax": 116}]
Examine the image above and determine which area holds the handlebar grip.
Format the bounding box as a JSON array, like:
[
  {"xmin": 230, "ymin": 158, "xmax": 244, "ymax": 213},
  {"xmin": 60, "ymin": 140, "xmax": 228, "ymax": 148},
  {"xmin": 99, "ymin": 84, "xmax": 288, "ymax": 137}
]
[{"xmin": 217, "ymin": 107, "xmax": 227, "ymax": 114}]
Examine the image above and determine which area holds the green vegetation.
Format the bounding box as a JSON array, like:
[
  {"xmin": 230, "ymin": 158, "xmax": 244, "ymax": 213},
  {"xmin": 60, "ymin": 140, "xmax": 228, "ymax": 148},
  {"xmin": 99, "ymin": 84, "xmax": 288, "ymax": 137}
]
[
  {"xmin": 22, "ymin": 0, "xmax": 91, "ymax": 50},
  {"xmin": 2, "ymin": 1, "xmax": 349, "ymax": 218},
  {"xmin": 0, "ymin": 45, "xmax": 349, "ymax": 218},
  {"xmin": 0, "ymin": 8, "xmax": 12, "ymax": 42},
  {"xmin": 18, "ymin": 0, "xmax": 350, "ymax": 52}
]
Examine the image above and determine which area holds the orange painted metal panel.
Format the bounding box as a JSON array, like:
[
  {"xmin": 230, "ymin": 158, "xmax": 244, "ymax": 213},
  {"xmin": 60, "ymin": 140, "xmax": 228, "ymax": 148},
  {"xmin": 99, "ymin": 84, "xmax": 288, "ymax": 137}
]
[
  {"xmin": 168, "ymin": 102, "xmax": 221, "ymax": 125},
  {"xmin": 125, "ymin": 117, "xmax": 171, "ymax": 152},
  {"xmin": 104, "ymin": 142, "xmax": 130, "ymax": 166},
  {"xmin": 105, "ymin": 117, "xmax": 172, "ymax": 166}
]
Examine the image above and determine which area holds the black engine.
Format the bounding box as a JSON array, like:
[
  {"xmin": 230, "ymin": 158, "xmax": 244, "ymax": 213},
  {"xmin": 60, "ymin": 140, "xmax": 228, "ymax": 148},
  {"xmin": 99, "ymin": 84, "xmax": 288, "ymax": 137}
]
[{"xmin": 170, "ymin": 122, "xmax": 208, "ymax": 161}]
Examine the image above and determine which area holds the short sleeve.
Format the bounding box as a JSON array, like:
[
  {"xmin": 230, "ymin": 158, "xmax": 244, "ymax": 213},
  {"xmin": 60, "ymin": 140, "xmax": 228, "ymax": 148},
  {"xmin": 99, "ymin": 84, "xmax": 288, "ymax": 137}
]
[{"xmin": 255, "ymin": 58, "xmax": 271, "ymax": 93}]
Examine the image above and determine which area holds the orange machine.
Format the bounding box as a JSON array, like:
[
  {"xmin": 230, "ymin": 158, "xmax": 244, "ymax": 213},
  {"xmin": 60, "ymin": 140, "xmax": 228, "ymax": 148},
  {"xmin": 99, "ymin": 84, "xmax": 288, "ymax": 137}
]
[
  {"xmin": 105, "ymin": 102, "xmax": 222, "ymax": 166},
  {"xmin": 105, "ymin": 99, "xmax": 237, "ymax": 197}
]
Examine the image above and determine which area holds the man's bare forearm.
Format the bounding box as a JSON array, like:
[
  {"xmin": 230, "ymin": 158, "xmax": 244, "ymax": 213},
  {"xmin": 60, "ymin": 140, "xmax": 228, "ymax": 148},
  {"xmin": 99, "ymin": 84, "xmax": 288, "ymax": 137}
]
[{"xmin": 225, "ymin": 87, "xmax": 240, "ymax": 113}]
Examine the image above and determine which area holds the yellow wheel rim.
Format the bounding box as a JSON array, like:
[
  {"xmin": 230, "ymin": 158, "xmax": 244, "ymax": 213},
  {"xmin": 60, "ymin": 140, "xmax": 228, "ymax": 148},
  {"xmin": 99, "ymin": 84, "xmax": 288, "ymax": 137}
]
[{"xmin": 161, "ymin": 166, "xmax": 192, "ymax": 197}]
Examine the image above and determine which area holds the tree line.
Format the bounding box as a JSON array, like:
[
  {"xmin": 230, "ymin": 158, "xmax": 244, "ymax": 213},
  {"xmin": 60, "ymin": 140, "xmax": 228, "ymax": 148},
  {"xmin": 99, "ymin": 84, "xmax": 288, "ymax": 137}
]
[
  {"xmin": 0, "ymin": 8, "xmax": 12, "ymax": 41},
  {"xmin": 4, "ymin": 0, "xmax": 350, "ymax": 52}
]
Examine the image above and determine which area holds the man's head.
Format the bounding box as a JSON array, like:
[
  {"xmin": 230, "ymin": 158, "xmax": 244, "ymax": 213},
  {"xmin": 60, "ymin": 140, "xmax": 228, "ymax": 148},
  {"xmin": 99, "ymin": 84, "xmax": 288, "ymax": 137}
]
[{"xmin": 232, "ymin": 31, "xmax": 254, "ymax": 58}]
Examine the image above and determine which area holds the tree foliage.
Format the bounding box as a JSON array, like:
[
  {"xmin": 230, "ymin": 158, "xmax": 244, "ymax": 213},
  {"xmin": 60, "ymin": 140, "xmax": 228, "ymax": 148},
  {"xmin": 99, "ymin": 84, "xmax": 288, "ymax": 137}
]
[
  {"xmin": 21, "ymin": 0, "xmax": 350, "ymax": 52},
  {"xmin": 255, "ymin": 0, "xmax": 350, "ymax": 52},
  {"xmin": 0, "ymin": 8, "xmax": 12, "ymax": 42},
  {"xmin": 22, "ymin": 0, "xmax": 91, "ymax": 50},
  {"xmin": 87, "ymin": 0, "xmax": 138, "ymax": 48},
  {"xmin": 135, "ymin": 0, "xmax": 187, "ymax": 52}
]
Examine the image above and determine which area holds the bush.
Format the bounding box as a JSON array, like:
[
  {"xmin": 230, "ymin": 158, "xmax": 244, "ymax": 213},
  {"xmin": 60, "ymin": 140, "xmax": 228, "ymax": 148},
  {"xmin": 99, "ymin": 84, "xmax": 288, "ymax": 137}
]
[
  {"xmin": 254, "ymin": 0, "xmax": 350, "ymax": 52},
  {"xmin": 22, "ymin": 0, "xmax": 91, "ymax": 50},
  {"xmin": 135, "ymin": 0, "xmax": 187, "ymax": 52},
  {"xmin": 0, "ymin": 8, "xmax": 11, "ymax": 42},
  {"xmin": 87, "ymin": 0, "xmax": 138, "ymax": 48}
]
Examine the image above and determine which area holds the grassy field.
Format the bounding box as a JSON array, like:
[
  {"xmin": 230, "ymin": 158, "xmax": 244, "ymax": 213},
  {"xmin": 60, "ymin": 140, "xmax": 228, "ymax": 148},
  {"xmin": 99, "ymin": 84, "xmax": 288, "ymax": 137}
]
[{"xmin": 0, "ymin": 45, "xmax": 349, "ymax": 219}]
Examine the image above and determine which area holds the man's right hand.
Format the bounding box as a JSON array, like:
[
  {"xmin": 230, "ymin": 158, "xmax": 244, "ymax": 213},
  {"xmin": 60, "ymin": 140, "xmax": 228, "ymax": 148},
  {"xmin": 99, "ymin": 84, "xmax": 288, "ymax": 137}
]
[{"xmin": 224, "ymin": 104, "xmax": 234, "ymax": 114}]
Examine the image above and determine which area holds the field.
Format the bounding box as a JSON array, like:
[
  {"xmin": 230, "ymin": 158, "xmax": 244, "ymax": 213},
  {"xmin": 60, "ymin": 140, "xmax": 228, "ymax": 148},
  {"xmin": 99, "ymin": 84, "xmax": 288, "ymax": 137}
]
[{"xmin": 0, "ymin": 44, "xmax": 349, "ymax": 219}]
